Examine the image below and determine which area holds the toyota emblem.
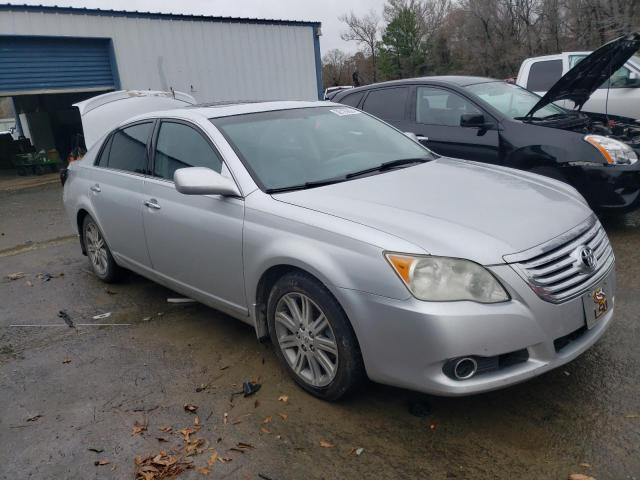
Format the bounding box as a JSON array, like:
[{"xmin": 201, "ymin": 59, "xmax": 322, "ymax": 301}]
[{"xmin": 578, "ymin": 246, "xmax": 597, "ymax": 272}]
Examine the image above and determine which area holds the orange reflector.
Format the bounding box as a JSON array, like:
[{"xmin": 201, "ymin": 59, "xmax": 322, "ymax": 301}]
[
  {"xmin": 585, "ymin": 136, "xmax": 614, "ymax": 164},
  {"xmin": 387, "ymin": 255, "xmax": 415, "ymax": 283}
]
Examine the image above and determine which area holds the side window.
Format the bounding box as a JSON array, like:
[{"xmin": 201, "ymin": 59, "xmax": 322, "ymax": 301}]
[
  {"xmin": 154, "ymin": 121, "xmax": 222, "ymax": 181},
  {"xmin": 416, "ymin": 87, "xmax": 482, "ymax": 127},
  {"xmin": 361, "ymin": 87, "xmax": 408, "ymax": 120},
  {"xmin": 526, "ymin": 60, "xmax": 562, "ymax": 91},
  {"xmin": 340, "ymin": 91, "xmax": 365, "ymax": 108},
  {"xmin": 607, "ymin": 66, "xmax": 632, "ymax": 88},
  {"xmin": 107, "ymin": 123, "xmax": 153, "ymax": 174},
  {"xmin": 95, "ymin": 135, "xmax": 113, "ymax": 167}
]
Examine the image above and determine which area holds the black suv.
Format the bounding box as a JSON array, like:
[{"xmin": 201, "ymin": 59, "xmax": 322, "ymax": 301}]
[{"xmin": 333, "ymin": 33, "xmax": 640, "ymax": 213}]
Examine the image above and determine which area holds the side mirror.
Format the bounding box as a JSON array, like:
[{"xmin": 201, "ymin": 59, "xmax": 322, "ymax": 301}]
[
  {"xmin": 174, "ymin": 167, "xmax": 241, "ymax": 197},
  {"xmin": 460, "ymin": 113, "xmax": 489, "ymax": 128}
]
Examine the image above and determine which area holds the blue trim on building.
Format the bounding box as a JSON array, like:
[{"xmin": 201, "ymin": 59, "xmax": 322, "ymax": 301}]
[
  {"xmin": 0, "ymin": 4, "xmax": 321, "ymax": 28},
  {"xmin": 313, "ymin": 27, "xmax": 323, "ymax": 100}
]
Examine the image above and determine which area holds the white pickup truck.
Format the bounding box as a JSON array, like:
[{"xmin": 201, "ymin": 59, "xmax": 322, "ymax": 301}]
[{"xmin": 516, "ymin": 51, "xmax": 640, "ymax": 119}]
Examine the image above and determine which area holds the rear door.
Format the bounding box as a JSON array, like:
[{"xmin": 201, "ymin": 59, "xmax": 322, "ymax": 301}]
[
  {"xmin": 89, "ymin": 121, "xmax": 154, "ymax": 268},
  {"xmin": 142, "ymin": 119, "xmax": 246, "ymax": 313},
  {"xmin": 408, "ymin": 85, "xmax": 500, "ymax": 162},
  {"xmin": 359, "ymin": 86, "xmax": 413, "ymax": 132}
]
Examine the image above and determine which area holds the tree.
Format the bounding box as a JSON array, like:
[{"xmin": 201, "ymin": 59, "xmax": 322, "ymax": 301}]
[
  {"xmin": 339, "ymin": 10, "xmax": 381, "ymax": 82},
  {"xmin": 379, "ymin": 7, "xmax": 428, "ymax": 79},
  {"xmin": 322, "ymin": 49, "xmax": 350, "ymax": 87}
]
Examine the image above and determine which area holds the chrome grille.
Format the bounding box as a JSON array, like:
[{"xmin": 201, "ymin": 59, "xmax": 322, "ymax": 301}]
[{"xmin": 504, "ymin": 216, "xmax": 614, "ymax": 303}]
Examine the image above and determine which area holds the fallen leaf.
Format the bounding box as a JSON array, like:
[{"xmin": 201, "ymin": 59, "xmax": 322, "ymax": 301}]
[
  {"xmin": 219, "ymin": 365, "xmax": 230, "ymax": 371},
  {"xmin": 159, "ymin": 426, "xmax": 172, "ymax": 433},
  {"xmin": 254, "ymin": 400, "xmax": 260, "ymax": 408},
  {"xmin": 262, "ymin": 416, "xmax": 272, "ymax": 424},
  {"xmin": 196, "ymin": 384, "xmax": 209, "ymax": 392},
  {"xmin": 236, "ymin": 442, "xmax": 254, "ymax": 450},
  {"xmin": 429, "ymin": 423, "xmax": 437, "ymax": 430},
  {"xmin": 26, "ymin": 414, "xmax": 42, "ymax": 422},
  {"xmin": 278, "ymin": 412, "xmax": 288, "ymax": 421},
  {"xmin": 260, "ymin": 427, "xmax": 271, "ymax": 434},
  {"xmin": 132, "ymin": 420, "xmax": 147, "ymax": 436},
  {"xmin": 25, "ymin": 280, "xmax": 33, "ymax": 287},
  {"xmin": 95, "ymin": 459, "xmax": 110, "ymax": 466},
  {"xmin": 349, "ymin": 447, "xmax": 364, "ymax": 456},
  {"xmin": 178, "ymin": 427, "xmax": 196, "ymax": 442},
  {"xmin": 184, "ymin": 404, "xmax": 198, "ymax": 413},
  {"xmin": 319, "ymin": 440, "xmax": 335, "ymax": 448},
  {"xmin": 88, "ymin": 447, "xmax": 104, "ymax": 453},
  {"xmin": 207, "ymin": 450, "xmax": 219, "ymax": 466},
  {"xmin": 579, "ymin": 463, "xmax": 592, "ymax": 468},
  {"xmin": 194, "ymin": 416, "xmax": 200, "ymax": 426},
  {"xmin": 568, "ymin": 474, "xmax": 595, "ymax": 480},
  {"xmin": 62, "ymin": 358, "xmax": 71, "ymax": 364},
  {"xmin": 275, "ymin": 435, "xmax": 281, "ymax": 440},
  {"xmin": 223, "ymin": 413, "xmax": 228, "ymax": 425},
  {"xmin": 135, "ymin": 451, "xmax": 192, "ymax": 480},
  {"xmin": 156, "ymin": 437, "xmax": 169, "ymax": 443},
  {"xmin": 7, "ymin": 272, "xmax": 25, "ymax": 280},
  {"xmin": 625, "ymin": 413, "xmax": 639, "ymax": 418},
  {"xmin": 197, "ymin": 467, "xmax": 210, "ymax": 475},
  {"xmin": 278, "ymin": 395, "xmax": 289, "ymax": 403}
]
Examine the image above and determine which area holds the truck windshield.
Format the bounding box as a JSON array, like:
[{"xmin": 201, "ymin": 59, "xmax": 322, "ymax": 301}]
[
  {"xmin": 211, "ymin": 106, "xmax": 435, "ymax": 192},
  {"xmin": 466, "ymin": 81, "xmax": 565, "ymax": 119}
]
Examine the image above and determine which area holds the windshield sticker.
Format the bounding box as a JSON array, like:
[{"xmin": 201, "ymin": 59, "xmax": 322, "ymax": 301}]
[{"xmin": 330, "ymin": 108, "xmax": 361, "ymax": 116}]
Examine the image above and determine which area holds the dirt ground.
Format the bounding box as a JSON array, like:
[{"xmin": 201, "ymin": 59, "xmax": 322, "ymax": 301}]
[{"xmin": 1, "ymin": 183, "xmax": 639, "ymax": 480}]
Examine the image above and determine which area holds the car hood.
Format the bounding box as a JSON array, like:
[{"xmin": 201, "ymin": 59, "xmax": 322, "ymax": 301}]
[
  {"xmin": 272, "ymin": 158, "xmax": 592, "ymax": 265},
  {"xmin": 527, "ymin": 32, "xmax": 640, "ymax": 117},
  {"xmin": 74, "ymin": 90, "xmax": 196, "ymax": 149}
]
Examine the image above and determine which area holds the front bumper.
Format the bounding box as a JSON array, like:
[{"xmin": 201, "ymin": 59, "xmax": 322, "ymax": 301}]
[
  {"xmin": 570, "ymin": 162, "xmax": 640, "ymax": 213},
  {"xmin": 334, "ymin": 264, "xmax": 615, "ymax": 396}
]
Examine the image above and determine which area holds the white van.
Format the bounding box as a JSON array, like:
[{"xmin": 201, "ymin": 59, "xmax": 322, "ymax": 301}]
[{"xmin": 516, "ymin": 51, "xmax": 640, "ymax": 119}]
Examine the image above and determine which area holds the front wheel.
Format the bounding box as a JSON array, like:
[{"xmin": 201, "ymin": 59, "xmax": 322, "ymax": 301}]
[
  {"xmin": 267, "ymin": 272, "xmax": 365, "ymax": 401},
  {"xmin": 82, "ymin": 215, "xmax": 122, "ymax": 283}
]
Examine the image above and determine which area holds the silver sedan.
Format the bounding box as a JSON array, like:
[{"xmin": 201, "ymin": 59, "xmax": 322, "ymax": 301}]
[{"xmin": 63, "ymin": 99, "xmax": 615, "ymax": 400}]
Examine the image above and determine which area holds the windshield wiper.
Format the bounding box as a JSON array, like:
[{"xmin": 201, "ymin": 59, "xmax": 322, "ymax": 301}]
[
  {"xmin": 265, "ymin": 176, "xmax": 348, "ymax": 194},
  {"xmin": 345, "ymin": 157, "xmax": 431, "ymax": 179},
  {"xmin": 264, "ymin": 157, "xmax": 431, "ymax": 194}
]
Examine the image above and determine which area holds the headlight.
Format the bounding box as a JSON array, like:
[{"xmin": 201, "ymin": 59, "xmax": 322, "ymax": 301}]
[
  {"xmin": 584, "ymin": 134, "xmax": 638, "ymax": 165},
  {"xmin": 385, "ymin": 254, "xmax": 509, "ymax": 303}
]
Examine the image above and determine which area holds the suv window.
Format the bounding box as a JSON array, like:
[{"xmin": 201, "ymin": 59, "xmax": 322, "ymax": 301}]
[
  {"xmin": 361, "ymin": 87, "xmax": 408, "ymax": 120},
  {"xmin": 527, "ymin": 60, "xmax": 562, "ymax": 91},
  {"xmin": 416, "ymin": 87, "xmax": 482, "ymax": 126},
  {"xmin": 340, "ymin": 91, "xmax": 365, "ymax": 108},
  {"xmin": 107, "ymin": 122, "xmax": 153, "ymax": 173},
  {"xmin": 154, "ymin": 121, "xmax": 222, "ymax": 180}
]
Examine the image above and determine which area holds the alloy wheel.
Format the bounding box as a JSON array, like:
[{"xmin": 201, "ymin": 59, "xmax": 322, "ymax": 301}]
[
  {"xmin": 85, "ymin": 222, "xmax": 108, "ymax": 276},
  {"xmin": 274, "ymin": 292, "xmax": 339, "ymax": 387}
]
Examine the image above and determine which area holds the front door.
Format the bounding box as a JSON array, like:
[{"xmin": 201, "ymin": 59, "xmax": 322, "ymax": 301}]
[
  {"xmin": 142, "ymin": 120, "xmax": 246, "ymax": 313},
  {"xmin": 88, "ymin": 121, "xmax": 154, "ymax": 268},
  {"xmin": 410, "ymin": 86, "xmax": 500, "ymax": 163}
]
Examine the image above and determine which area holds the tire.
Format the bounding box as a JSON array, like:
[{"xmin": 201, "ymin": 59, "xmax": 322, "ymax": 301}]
[
  {"xmin": 267, "ymin": 272, "xmax": 366, "ymax": 401},
  {"xmin": 82, "ymin": 215, "xmax": 122, "ymax": 283}
]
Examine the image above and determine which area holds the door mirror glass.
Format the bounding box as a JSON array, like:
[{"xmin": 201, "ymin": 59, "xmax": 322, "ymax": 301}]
[
  {"xmin": 460, "ymin": 113, "xmax": 488, "ymax": 128},
  {"xmin": 174, "ymin": 167, "xmax": 240, "ymax": 196}
]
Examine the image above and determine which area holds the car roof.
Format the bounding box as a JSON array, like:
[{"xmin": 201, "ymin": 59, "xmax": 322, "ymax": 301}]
[
  {"xmin": 334, "ymin": 76, "xmax": 501, "ymax": 97},
  {"xmin": 124, "ymin": 100, "xmax": 335, "ymax": 125}
]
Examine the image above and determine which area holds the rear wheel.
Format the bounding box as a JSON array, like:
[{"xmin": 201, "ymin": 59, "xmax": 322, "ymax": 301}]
[
  {"xmin": 267, "ymin": 272, "xmax": 365, "ymax": 401},
  {"xmin": 82, "ymin": 215, "xmax": 122, "ymax": 283}
]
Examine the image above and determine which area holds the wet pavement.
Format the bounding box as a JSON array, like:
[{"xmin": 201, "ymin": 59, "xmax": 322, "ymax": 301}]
[{"xmin": 1, "ymin": 183, "xmax": 639, "ymax": 480}]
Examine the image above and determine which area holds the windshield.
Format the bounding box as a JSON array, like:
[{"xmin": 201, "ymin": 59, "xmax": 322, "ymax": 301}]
[
  {"xmin": 465, "ymin": 81, "xmax": 565, "ymax": 119},
  {"xmin": 212, "ymin": 106, "xmax": 434, "ymax": 191}
]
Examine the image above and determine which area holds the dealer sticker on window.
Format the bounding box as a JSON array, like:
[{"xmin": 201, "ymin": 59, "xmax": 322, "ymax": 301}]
[{"xmin": 330, "ymin": 108, "xmax": 361, "ymax": 116}]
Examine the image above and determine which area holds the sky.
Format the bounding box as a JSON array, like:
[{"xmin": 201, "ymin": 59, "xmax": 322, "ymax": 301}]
[{"xmin": 11, "ymin": 0, "xmax": 387, "ymax": 55}]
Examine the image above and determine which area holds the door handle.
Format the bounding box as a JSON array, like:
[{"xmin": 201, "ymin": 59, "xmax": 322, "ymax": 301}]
[
  {"xmin": 90, "ymin": 184, "xmax": 101, "ymax": 193},
  {"xmin": 416, "ymin": 135, "xmax": 428, "ymax": 142},
  {"xmin": 144, "ymin": 199, "xmax": 161, "ymax": 210}
]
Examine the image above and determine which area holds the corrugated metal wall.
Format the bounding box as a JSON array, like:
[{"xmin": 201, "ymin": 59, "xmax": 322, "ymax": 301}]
[
  {"xmin": 0, "ymin": 9, "xmax": 320, "ymax": 102},
  {"xmin": 0, "ymin": 36, "xmax": 116, "ymax": 95}
]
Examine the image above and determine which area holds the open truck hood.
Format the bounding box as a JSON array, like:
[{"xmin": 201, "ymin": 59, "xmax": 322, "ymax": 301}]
[
  {"xmin": 74, "ymin": 90, "xmax": 196, "ymax": 149},
  {"xmin": 526, "ymin": 32, "xmax": 640, "ymax": 117}
]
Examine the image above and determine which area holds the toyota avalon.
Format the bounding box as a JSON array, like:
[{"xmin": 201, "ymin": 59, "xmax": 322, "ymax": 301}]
[{"xmin": 62, "ymin": 95, "xmax": 615, "ymax": 400}]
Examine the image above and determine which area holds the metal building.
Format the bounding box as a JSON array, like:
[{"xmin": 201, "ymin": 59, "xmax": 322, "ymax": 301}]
[{"xmin": 0, "ymin": 4, "xmax": 322, "ymax": 165}]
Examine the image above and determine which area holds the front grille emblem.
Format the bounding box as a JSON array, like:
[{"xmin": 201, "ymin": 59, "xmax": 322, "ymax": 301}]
[{"xmin": 575, "ymin": 245, "xmax": 597, "ymax": 273}]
